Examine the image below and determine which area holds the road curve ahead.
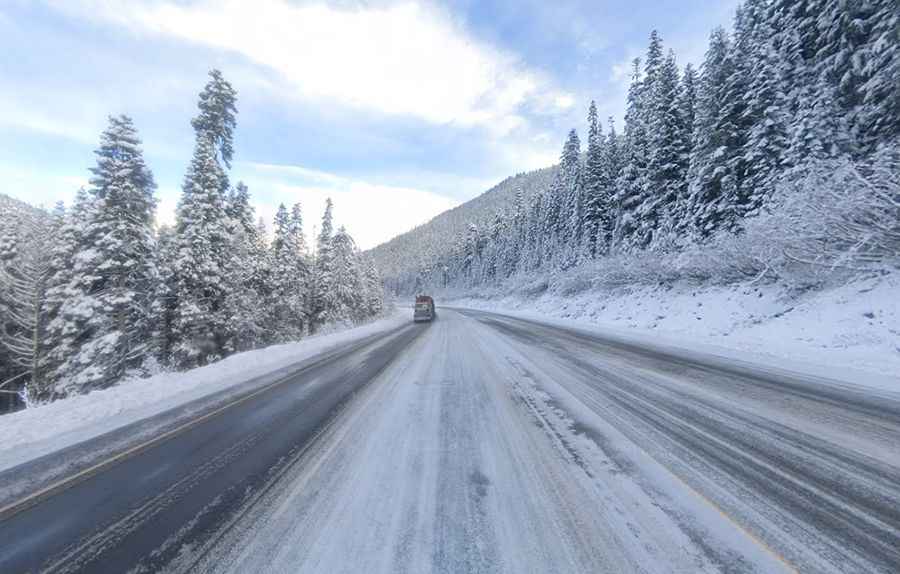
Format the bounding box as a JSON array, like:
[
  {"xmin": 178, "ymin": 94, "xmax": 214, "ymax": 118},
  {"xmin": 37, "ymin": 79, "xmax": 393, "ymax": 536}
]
[{"xmin": 2, "ymin": 308, "xmax": 899, "ymax": 573}]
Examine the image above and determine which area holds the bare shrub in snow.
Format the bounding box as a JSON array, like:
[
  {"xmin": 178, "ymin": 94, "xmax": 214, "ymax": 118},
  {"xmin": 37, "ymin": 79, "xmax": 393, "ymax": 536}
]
[{"xmin": 760, "ymin": 146, "xmax": 900, "ymax": 274}]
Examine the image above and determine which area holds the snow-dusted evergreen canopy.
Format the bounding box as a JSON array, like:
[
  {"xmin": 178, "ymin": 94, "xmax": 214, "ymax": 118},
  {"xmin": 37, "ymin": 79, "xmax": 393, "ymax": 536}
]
[
  {"xmin": 1, "ymin": 71, "xmax": 383, "ymax": 409},
  {"xmin": 370, "ymin": 0, "xmax": 899, "ymax": 295},
  {"xmin": 47, "ymin": 115, "xmax": 159, "ymax": 396}
]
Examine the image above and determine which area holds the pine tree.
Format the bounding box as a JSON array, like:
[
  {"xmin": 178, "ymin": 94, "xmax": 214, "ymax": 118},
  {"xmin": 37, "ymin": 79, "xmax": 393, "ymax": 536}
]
[
  {"xmin": 360, "ymin": 255, "xmax": 384, "ymax": 318},
  {"xmin": 269, "ymin": 202, "xmax": 310, "ymax": 340},
  {"xmin": 716, "ymin": 5, "xmax": 761, "ymax": 227},
  {"xmin": 42, "ymin": 191, "xmax": 93, "ymax": 396},
  {"xmin": 615, "ymin": 59, "xmax": 648, "ymax": 248},
  {"xmin": 598, "ymin": 117, "xmax": 622, "ymax": 254},
  {"xmin": 463, "ymin": 222, "xmax": 481, "ymax": 284},
  {"xmin": 191, "ymin": 69, "xmax": 238, "ymax": 171},
  {"xmin": 856, "ymin": 0, "xmax": 899, "ymax": 149},
  {"xmin": 0, "ymin": 206, "xmax": 60, "ymax": 402},
  {"xmin": 687, "ymin": 27, "xmax": 734, "ymax": 238},
  {"xmin": 582, "ymin": 101, "xmax": 607, "ymax": 257},
  {"xmin": 329, "ymin": 227, "xmax": 363, "ymax": 322},
  {"xmin": 558, "ymin": 129, "xmax": 583, "ymax": 266},
  {"xmin": 641, "ymin": 45, "xmax": 685, "ymax": 249},
  {"xmin": 524, "ymin": 193, "xmax": 543, "ymax": 270},
  {"xmin": 43, "ymin": 116, "xmax": 158, "ymax": 395},
  {"xmin": 289, "ymin": 203, "xmax": 311, "ymax": 325},
  {"xmin": 169, "ymin": 71, "xmax": 239, "ymax": 367},
  {"xmin": 671, "ymin": 64, "xmax": 697, "ymax": 237},
  {"xmin": 171, "ymin": 136, "xmax": 232, "ymax": 367},
  {"xmin": 310, "ymin": 198, "xmax": 335, "ymax": 331},
  {"xmin": 152, "ymin": 223, "xmax": 178, "ymax": 363},
  {"xmin": 677, "ymin": 64, "xmax": 698, "ymax": 153},
  {"xmin": 225, "ymin": 182, "xmax": 270, "ymax": 351},
  {"xmin": 503, "ymin": 189, "xmax": 527, "ymax": 274},
  {"xmin": 814, "ymin": 0, "xmax": 878, "ymax": 146},
  {"xmin": 741, "ymin": 8, "xmax": 790, "ymax": 214}
]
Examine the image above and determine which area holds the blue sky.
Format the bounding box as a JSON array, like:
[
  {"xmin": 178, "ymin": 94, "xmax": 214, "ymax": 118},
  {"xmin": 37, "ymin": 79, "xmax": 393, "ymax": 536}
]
[{"xmin": 0, "ymin": 0, "xmax": 739, "ymax": 249}]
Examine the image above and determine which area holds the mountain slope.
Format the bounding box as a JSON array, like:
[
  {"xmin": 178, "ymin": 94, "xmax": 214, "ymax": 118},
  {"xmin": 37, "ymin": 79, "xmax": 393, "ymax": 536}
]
[{"xmin": 368, "ymin": 166, "xmax": 556, "ymax": 287}]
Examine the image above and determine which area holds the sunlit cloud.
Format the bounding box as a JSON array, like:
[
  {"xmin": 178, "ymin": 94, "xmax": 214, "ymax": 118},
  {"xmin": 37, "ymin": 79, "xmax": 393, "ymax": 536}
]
[
  {"xmin": 235, "ymin": 162, "xmax": 459, "ymax": 250},
  {"xmin": 57, "ymin": 0, "xmax": 573, "ymax": 137}
]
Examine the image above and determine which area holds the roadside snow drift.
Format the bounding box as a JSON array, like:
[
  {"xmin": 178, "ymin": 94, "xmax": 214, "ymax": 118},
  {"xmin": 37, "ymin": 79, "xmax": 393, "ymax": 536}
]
[
  {"xmin": 0, "ymin": 311, "xmax": 408, "ymax": 473},
  {"xmin": 449, "ymin": 273, "xmax": 900, "ymax": 387}
]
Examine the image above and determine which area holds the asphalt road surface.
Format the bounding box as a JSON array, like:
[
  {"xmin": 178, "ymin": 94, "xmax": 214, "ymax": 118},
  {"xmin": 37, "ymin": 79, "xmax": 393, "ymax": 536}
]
[{"xmin": 1, "ymin": 309, "xmax": 898, "ymax": 573}]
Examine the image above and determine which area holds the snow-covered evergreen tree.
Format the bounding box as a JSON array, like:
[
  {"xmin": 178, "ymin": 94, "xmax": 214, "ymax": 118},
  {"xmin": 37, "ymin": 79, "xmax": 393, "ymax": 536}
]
[
  {"xmin": 191, "ymin": 69, "xmax": 238, "ymax": 172},
  {"xmin": 171, "ymin": 136, "xmax": 233, "ymax": 367},
  {"xmin": 310, "ymin": 198, "xmax": 335, "ymax": 331},
  {"xmin": 642, "ymin": 46, "xmax": 686, "ymax": 249},
  {"xmin": 269, "ymin": 202, "xmax": 310, "ymax": 340},
  {"xmin": 360, "ymin": 255, "xmax": 385, "ymax": 317},
  {"xmin": 48, "ymin": 115, "xmax": 159, "ymax": 395},
  {"xmin": 329, "ymin": 226, "xmax": 364, "ymax": 322},
  {"xmin": 42, "ymin": 191, "xmax": 94, "ymax": 397},
  {"xmin": 615, "ymin": 59, "xmax": 649, "ymax": 249},
  {"xmin": 740, "ymin": 6, "xmax": 789, "ymax": 214},
  {"xmin": 557, "ymin": 129, "xmax": 583, "ymax": 266},
  {"xmin": 582, "ymin": 101, "xmax": 608, "ymax": 258},
  {"xmin": 225, "ymin": 182, "xmax": 271, "ymax": 351},
  {"xmin": 856, "ymin": 0, "xmax": 899, "ymax": 150},
  {"xmin": 687, "ymin": 27, "xmax": 735, "ymax": 238},
  {"xmin": 0, "ymin": 204, "xmax": 59, "ymax": 402},
  {"xmin": 169, "ymin": 70, "xmax": 238, "ymax": 368}
]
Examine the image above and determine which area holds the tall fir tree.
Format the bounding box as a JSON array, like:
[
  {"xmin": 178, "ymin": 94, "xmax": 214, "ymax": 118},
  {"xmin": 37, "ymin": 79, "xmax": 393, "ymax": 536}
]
[
  {"xmin": 191, "ymin": 69, "xmax": 238, "ymax": 171},
  {"xmin": 310, "ymin": 198, "xmax": 335, "ymax": 331},
  {"xmin": 557, "ymin": 129, "xmax": 583, "ymax": 266},
  {"xmin": 855, "ymin": 0, "xmax": 899, "ymax": 150},
  {"xmin": 48, "ymin": 115, "xmax": 158, "ymax": 395},
  {"xmin": 740, "ymin": 6, "xmax": 789, "ymax": 213},
  {"xmin": 329, "ymin": 226, "xmax": 363, "ymax": 322},
  {"xmin": 671, "ymin": 64, "xmax": 697, "ymax": 236},
  {"xmin": 171, "ymin": 138, "xmax": 232, "ymax": 366},
  {"xmin": 687, "ymin": 27, "xmax": 735, "ymax": 238},
  {"xmin": 582, "ymin": 101, "xmax": 608, "ymax": 257},
  {"xmin": 170, "ymin": 70, "xmax": 238, "ymax": 367},
  {"xmin": 615, "ymin": 58, "xmax": 648, "ymax": 248},
  {"xmin": 225, "ymin": 182, "xmax": 270, "ymax": 351},
  {"xmin": 642, "ymin": 47, "xmax": 686, "ymax": 249}
]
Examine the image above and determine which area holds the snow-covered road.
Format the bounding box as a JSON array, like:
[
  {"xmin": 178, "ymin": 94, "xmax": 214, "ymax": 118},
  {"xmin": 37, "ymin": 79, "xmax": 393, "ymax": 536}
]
[
  {"xmin": 1, "ymin": 308, "xmax": 898, "ymax": 573},
  {"xmin": 193, "ymin": 309, "xmax": 900, "ymax": 574}
]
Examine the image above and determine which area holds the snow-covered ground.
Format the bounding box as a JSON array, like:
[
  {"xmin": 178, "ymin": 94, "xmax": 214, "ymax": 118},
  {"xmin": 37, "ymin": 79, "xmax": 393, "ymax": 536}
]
[
  {"xmin": 0, "ymin": 310, "xmax": 408, "ymax": 474},
  {"xmin": 449, "ymin": 272, "xmax": 900, "ymax": 389}
]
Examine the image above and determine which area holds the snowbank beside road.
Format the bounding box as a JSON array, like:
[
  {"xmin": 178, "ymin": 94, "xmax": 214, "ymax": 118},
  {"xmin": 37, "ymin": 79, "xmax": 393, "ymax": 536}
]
[
  {"xmin": 448, "ymin": 273, "xmax": 900, "ymax": 390},
  {"xmin": 0, "ymin": 310, "xmax": 408, "ymax": 473}
]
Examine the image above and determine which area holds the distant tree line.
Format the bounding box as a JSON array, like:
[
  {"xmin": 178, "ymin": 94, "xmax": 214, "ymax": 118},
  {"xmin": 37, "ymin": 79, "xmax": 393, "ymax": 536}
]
[
  {"xmin": 383, "ymin": 0, "xmax": 898, "ymax": 293},
  {"xmin": 0, "ymin": 70, "xmax": 383, "ymax": 410}
]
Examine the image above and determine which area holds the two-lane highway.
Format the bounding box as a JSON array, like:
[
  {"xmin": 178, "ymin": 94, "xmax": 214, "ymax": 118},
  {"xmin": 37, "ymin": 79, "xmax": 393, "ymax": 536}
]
[
  {"xmin": 0, "ymin": 322, "xmax": 426, "ymax": 573},
  {"xmin": 1, "ymin": 308, "xmax": 898, "ymax": 573}
]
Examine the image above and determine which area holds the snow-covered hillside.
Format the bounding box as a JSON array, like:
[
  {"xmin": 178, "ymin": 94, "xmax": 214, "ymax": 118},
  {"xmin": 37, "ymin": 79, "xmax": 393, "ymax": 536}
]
[
  {"xmin": 448, "ymin": 272, "xmax": 900, "ymax": 385},
  {"xmin": 367, "ymin": 166, "xmax": 556, "ymax": 287}
]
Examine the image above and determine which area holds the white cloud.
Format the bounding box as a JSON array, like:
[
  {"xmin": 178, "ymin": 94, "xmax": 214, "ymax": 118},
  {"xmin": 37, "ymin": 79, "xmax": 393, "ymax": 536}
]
[
  {"xmin": 554, "ymin": 94, "xmax": 575, "ymax": 110},
  {"xmin": 236, "ymin": 162, "xmax": 459, "ymax": 250},
  {"xmin": 60, "ymin": 0, "xmax": 572, "ymax": 136},
  {"xmin": 0, "ymin": 95, "xmax": 100, "ymax": 145}
]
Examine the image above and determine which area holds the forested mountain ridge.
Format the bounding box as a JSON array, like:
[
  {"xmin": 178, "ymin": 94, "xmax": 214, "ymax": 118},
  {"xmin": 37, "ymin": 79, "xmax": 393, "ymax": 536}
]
[
  {"xmin": 368, "ymin": 166, "xmax": 556, "ymax": 288},
  {"xmin": 374, "ymin": 0, "xmax": 899, "ymax": 296}
]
